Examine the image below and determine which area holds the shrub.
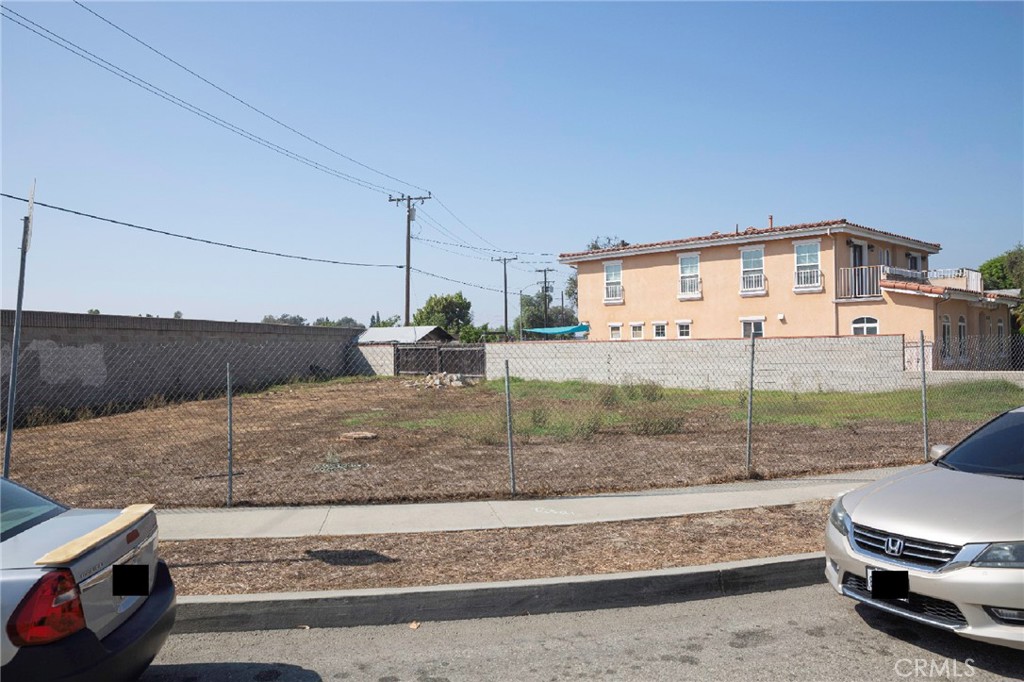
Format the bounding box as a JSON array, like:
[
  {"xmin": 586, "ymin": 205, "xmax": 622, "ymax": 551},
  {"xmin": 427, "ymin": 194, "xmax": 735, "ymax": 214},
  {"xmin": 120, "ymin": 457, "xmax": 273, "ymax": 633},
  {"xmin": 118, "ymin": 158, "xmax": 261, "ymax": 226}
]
[
  {"xmin": 570, "ymin": 412, "xmax": 602, "ymax": 440},
  {"xmin": 629, "ymin": 413, "xmax": 684, "ymax": 436},
  {"xmin": 529, "ymin": 406, "xmax": 550, "ymax": 429},
  {"xmin": 596, "ymin": 385, "xmax": 620, "ymax": 407},
  {"xmin": 623, "ymin": 381, "xmax": 663, "ymax": 402}
]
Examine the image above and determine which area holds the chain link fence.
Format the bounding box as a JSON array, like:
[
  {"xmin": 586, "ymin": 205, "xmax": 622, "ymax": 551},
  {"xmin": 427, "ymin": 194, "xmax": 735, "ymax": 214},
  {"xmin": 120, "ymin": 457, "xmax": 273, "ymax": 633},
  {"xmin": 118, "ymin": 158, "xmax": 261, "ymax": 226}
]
[{"xmin": 2, "ymin": 333, "xmax": 1021, "ymax": 508}]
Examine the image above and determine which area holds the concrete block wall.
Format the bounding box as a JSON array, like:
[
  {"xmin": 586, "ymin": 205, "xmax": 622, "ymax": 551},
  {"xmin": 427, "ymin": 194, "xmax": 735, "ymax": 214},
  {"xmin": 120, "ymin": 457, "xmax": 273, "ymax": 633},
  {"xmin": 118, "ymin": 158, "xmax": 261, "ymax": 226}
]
[
  {"xmin": 345, "ymin": 344, "xmax": 396, "ymax": 376},
  {"xmin": 1, "ymin": 310, "xmax": 362, "ymax": 422},
  {"xmin": 486, "ymin": 335, "xmax": 1024, "ymax": 393}
]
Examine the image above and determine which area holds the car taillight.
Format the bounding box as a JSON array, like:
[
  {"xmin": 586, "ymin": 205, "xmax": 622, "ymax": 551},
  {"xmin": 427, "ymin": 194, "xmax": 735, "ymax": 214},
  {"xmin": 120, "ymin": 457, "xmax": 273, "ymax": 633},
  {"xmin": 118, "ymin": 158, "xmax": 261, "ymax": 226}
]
[{"xmin": 6, "ymin": 569, "xmax": 86, "ymax": 646}]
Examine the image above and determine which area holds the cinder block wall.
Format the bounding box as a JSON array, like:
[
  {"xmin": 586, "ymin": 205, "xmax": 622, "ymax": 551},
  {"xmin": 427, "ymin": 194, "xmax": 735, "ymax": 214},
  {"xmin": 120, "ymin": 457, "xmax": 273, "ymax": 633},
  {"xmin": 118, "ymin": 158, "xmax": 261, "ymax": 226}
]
[
  {"xmin": 345, "ymin": 344, "xmax": 396, "ymax": 376},
  {"xmin": 1, "ymin": 310, "xmax": 362, "ymax": 422},
  {"xmin": 485, "ymin": 336, "xmax": 1024, "ymax": 392}
]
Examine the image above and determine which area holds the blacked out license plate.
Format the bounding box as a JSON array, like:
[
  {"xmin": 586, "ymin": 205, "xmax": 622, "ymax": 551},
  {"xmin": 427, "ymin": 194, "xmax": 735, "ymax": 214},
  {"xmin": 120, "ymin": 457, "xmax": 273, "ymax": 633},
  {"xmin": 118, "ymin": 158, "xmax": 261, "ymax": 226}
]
[{"xmin": 867, "ymin": 567, "xmax": 909, "ymax": 601}]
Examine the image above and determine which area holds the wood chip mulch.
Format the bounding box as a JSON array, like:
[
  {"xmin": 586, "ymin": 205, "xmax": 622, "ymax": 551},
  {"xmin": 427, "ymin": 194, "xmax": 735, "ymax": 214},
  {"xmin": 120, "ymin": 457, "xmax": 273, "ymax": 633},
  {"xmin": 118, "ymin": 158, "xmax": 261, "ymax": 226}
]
[{"xmin": 162, "ymin": 500, "xmax": 831, "ymax": 595}]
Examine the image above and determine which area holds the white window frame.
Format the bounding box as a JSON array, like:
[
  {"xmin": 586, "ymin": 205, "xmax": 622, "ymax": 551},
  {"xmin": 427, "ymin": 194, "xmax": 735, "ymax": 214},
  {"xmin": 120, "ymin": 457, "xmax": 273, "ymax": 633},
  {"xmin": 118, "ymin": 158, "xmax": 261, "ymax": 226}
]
[
  {"xmin": 676, "ymin": 319, "xmax": 692, "ymax": 339},
  {"xmin": 604, "ymin": 261, "xmax": 623, "ymax": 304},
  {"xmin": 678, "ymin": 252, "xmax": 701, "ymax": 300},
  {"xmin": 881, "ymin": 248, "xmax": 892, "ymax": 267},
  {"xmin": 793, "ymin": 239, "xmax": 822, "ymax": 292},
  {"xmin": 652, "ymin": 321, "xmax": 668, "ymax": 339},
  {"xmin": 740, "ymin": 315, "xmax": 766, "ymax": 339},
  {"xmin": 851, "ymin": 316, "xmax": 879, "ymax": 335},
  {"xmin": 957, "ymin": 315, "xmax": 967, "ymax": 359},
  {"xmin": 608, "ymin": 323, "xmax": 622, "ymax": 341},
  {"xmin": 630, "ymin": 322, "xmax": 644, "ymax": 340},
  {"xmin": 941, "ymin": 315, "xmax": 951, "ymax": 360},
  {"xmin": 739, "ymin": 245, "xmax": 766, "ymax": 296}
]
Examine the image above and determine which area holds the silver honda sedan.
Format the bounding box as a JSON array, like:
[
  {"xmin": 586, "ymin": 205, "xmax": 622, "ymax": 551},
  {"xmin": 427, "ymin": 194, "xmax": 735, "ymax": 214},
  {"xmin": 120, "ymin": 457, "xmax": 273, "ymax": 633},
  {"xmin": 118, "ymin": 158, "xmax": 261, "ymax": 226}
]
[
  {"xmin": 0, "ymin": 479, "xmax": 176, "ymax": 680},
  {"xmin": 825, "ymin": 405, "xmax": 1024, "ymax": 650}
]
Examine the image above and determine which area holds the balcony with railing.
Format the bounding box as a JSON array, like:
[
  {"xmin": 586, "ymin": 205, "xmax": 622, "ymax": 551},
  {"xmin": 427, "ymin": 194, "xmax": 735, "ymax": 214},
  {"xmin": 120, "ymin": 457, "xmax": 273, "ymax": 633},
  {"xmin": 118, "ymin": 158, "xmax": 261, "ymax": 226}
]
[
  {"xmin": 740, "ymin": 271, "xmax": 766, "ymax": 296},
  {"xmin": 604, "ymin": 283, "xmax": 624, "ymax": 303},
  {"xmin": 836, "ymin": 265, "xmax": 985, "ymax": 300},
  {"xmin": 678, "ymin": 274, "xmax": 702, "ymax": 299},
  {"xmin": 794, "ymin": 268, "xmax": 822, "ymax": 291}
]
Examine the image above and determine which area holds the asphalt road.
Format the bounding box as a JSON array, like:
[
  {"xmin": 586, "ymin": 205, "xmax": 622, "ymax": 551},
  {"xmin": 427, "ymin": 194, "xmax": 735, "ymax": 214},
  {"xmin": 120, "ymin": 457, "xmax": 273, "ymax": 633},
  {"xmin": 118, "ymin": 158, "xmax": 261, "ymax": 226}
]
[{"xmin": 143, "ymin": 584, "xmax": 1023, "ymax": 682}]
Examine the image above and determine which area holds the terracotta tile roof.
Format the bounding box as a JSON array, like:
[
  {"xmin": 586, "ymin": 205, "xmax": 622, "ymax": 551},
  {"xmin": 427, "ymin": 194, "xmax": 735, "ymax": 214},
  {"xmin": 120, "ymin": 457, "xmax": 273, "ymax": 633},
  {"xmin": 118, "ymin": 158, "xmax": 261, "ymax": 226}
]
[
  {"xmin": 881, "ymin": 280, "xmax": 1022, "ymax": 303},
  {"xmin": 558, "ymin": 218, "xmax": 942, "ymax": 261}
]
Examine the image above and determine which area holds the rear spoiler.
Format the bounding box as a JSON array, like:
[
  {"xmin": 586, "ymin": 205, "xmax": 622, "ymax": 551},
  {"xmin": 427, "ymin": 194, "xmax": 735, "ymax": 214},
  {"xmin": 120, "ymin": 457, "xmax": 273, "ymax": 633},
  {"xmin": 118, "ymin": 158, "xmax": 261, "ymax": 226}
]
[{"xmin": 35, "ymin": 504, "xmax": 155, "ymax": 566}]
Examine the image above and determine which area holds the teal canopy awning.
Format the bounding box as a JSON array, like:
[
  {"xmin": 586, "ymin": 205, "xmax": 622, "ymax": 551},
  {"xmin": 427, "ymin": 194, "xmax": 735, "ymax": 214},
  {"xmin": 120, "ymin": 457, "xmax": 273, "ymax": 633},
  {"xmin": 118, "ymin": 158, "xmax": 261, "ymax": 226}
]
[{"xmin": 523, "ymin": 324, "xmax": 590, "ymax": 335}]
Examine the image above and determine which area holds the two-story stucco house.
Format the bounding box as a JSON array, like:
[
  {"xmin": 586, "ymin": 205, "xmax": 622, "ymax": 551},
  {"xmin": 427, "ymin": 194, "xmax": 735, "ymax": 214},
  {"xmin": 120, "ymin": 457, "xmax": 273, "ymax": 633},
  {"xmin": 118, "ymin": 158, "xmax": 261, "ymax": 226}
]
[{"xmin": 559, "ymin": 218, "xmax": 1019, "ymax": 357}]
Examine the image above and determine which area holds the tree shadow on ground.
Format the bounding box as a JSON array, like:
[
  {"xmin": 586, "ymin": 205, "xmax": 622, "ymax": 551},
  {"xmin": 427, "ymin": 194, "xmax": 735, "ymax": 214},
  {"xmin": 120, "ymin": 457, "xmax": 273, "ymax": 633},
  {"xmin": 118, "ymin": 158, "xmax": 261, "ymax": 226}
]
[
  {"xmin": 142, "ymin": 661, "xmax": 322, "ymax": 681},
  {"xmin": 306, "ymin": 548, "xmax": 398, "ymax": 566}
]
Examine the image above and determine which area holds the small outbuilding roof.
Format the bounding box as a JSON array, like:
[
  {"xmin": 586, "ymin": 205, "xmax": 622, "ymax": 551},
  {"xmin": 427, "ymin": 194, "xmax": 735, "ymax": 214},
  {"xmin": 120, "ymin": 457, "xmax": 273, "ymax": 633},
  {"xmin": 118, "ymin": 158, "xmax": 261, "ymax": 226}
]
[{"xmin": 357, "ymin": 326, "xmax": 454, "ymax": 344}]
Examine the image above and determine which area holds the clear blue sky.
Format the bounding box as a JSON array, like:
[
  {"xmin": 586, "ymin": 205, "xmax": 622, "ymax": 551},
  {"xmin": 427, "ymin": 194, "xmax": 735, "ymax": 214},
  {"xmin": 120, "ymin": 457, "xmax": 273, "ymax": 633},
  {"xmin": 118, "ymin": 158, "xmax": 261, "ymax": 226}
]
[{"xmin": 3, "ymin": 1, "xmax": 1022, "ymax": 327}]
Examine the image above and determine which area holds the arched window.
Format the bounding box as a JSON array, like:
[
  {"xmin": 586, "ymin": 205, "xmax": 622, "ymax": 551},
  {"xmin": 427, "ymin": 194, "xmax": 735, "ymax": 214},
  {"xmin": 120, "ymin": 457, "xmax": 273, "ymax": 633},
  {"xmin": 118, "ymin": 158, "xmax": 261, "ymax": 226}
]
[
  {"xmin": 941, "ymin": 315, "xmax": 951, "ymax": 359},
  {"xmin": 851, "ymin": 317, "xmax": 879, "ymax": 335},
  {"xmin": 958, "ymin": 316, "xmax": 967, "ymax": 359}
]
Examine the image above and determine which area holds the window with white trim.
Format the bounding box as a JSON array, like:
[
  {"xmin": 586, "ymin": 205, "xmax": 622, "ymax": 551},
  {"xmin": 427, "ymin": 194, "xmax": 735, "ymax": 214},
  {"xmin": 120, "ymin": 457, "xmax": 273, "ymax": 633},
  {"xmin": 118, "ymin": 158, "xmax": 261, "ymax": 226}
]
[
  {"xmin": 609, "ymin": 324, "xmax": 622, "ymax": 341},
  {"xmin": 941, "ymin": 315, "xmax": 951, "ymax": 359},
  {"xmin": 653, "ymin": 323, "xmax": 667, "ymax": 339},
  {"xmin": 851, "ymin": 316, "xmax": 879, "ymax": 335},
  {"xmin": 881, "ymin": 248, "xmax": 892, "ymax": 267},
  {"xmin": 604, "ymin": 262, "xmax": 623, "ymax": 301},
  {"xmin": 630, "ymin": 323, "xmax": 644, "ymax": 340},
  {"xmin": 794, "ymin": 242, "xmax": 821, "ymax": 288},
  {"xmin": 677, "ymin": 321, "xmax": 691, "ymax": 338},
  {"xmin": 742, "ymin": 320, "xmax": 764, "ymax": 338},
  {"xmin": 958, "ymin": 315, "xmax": 967, "ymax": 358},
  {"xmin": 740, "ymin": 247, "xmax": 765, "ymax": 293},
  {"xmin": 678, "ymin": 254, "xmax": 700, "ymax": 297}
]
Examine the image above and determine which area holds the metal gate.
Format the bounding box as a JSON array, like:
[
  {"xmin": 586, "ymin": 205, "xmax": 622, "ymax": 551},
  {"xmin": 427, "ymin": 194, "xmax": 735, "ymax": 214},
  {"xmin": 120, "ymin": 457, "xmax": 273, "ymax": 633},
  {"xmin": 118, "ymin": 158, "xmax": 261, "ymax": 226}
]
[{"xmin": 395, "ymin": 343, "xmax": 485, "ymax": 377}]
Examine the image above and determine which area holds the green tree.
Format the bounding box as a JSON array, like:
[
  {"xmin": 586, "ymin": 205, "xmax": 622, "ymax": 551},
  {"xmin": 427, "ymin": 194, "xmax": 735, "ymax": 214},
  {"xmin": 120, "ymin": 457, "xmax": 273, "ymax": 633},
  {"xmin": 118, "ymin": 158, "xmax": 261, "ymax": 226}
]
[
  {"xmin": 980, "ymin": 254, "xmax": 1013, "ymax": 290},
  {"xmin": 370, "ymin": 312, "xmax": 401, "ymax": 327},
  {"xmin": 514, "ymin": 291, "xmax": 578, "ymax": 336},
  {"xmin": 458, "ymin": 322, "xmax": 490, "ymax": 343},
  {"xmin": 262, "ymin": 313, "xmax": 308, "ymax": 326},
  {"xmin": 313, "ymin": 316, "xmax": 365, "ymax": 328},
  {"xmin": 87, "ymin": 308, "xmax": 100, "ymax": 315},
  {"xmin": 173, "ymin": 310, "xmax": 183, "ymax": 319},
  {"xmin": 565, "ymin": 236, "xmax": 628, "ymax": 308},
  {"xmin": 980, "ymin": 244, "xmax": 1024, "ymax": 332},
  {"xmin": 413, "ymin": 292, "xmax": 473, "ymax": 334}
]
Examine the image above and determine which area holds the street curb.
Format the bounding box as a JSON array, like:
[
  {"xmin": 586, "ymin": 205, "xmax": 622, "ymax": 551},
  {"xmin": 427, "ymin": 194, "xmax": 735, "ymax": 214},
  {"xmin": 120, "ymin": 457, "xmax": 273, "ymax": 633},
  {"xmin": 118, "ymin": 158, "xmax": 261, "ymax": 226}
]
[{"xmin": 172, "ymin": 552, "xmax": 826, "ymax": 634}]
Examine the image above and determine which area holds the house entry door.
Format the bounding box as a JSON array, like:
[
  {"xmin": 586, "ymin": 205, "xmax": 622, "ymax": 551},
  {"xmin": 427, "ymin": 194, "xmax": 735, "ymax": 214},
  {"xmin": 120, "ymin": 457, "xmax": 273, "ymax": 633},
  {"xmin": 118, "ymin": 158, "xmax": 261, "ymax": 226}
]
[{"xmin": 851, "ymin": 243, "xmax": 866, "ymax": 296}]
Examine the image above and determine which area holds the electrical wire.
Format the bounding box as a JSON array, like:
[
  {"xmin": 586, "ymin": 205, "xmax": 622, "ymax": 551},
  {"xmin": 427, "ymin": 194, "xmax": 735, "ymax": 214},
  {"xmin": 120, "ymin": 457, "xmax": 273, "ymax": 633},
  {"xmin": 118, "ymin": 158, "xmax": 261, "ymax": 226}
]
[
  {"xmin": 410, "ymin": 268, "xmax": 504, "ymax": 294},
  {"xmin": 1, "ymin": 193, "xmax": 401, "ymax": 268},
  {"xmin": 72, "ymin": 0, "xmax": 430, "ymax": 195},
  {"xmin": 432, "ymin": 194, "xmax": 504, "ymax": 250},
  {"xmin": 411, "ymin": 235, "xmax": 556, "ymax": 257},
  {"xmin": 0, "ymin": 7, "xmax": 399, "ymax": 196}
]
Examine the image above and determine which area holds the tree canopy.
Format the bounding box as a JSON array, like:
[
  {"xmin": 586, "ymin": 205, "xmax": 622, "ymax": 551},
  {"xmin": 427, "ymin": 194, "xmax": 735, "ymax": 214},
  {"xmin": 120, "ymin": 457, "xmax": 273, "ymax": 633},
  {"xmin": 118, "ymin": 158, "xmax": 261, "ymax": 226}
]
[
  {"xmin": 370, "ymin": 312, "xmax": 401, "ymax": 327},
  {"xmin": 565, "ymin": 236, "xmax": 628, "ymax": 308},
  {"xmin": 514, "ymin": 291, "xmax": 578, "ymax": 336},
  {"xmin": 413, "ymin": 292, "xmax": 473, "ymax": 333}
]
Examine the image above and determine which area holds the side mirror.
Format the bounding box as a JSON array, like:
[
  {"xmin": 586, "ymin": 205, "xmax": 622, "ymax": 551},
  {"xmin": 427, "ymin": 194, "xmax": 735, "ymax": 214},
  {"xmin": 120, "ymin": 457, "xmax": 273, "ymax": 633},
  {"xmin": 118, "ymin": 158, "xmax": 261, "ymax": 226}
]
[{"xmin": 929, "ymin": 444, "xmax": 952, "ymax": 461}]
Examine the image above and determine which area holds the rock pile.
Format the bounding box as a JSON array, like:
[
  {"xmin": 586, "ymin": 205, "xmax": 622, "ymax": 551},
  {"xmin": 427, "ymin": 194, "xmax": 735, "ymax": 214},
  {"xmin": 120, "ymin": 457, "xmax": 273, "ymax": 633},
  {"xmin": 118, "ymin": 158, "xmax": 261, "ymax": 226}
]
[{"xmin": 404, "ymin": 372, "xmax": 475, "ymax": 389}]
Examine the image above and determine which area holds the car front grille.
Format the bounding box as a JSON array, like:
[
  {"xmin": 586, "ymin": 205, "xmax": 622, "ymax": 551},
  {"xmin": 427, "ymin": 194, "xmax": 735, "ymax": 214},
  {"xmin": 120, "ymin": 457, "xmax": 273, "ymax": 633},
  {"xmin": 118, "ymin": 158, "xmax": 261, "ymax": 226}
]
[
  {"xmin": 842, "ymin": 573, "xmax": 968, "ymax": 627},
  {"xmin": 851, "ymin": 523, "xmax": 961, "ymax": 570}
]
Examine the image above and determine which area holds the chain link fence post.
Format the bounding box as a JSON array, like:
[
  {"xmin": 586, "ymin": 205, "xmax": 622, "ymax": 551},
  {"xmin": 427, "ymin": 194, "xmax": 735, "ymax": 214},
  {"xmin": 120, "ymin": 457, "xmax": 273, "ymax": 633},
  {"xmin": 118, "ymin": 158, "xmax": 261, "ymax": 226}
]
[
  {"xmin": 745, "ymin": 334, "xmax": 756, "ymax": 476},
  {"xmin": 504, "ymin": 359, "xmax": 516, "ymax": 496},
  {"xmin": 226, "ymin": 362, "xmax": 233, "ymax": 508},
  {"xmin": 919, "ymin": 330, "xmax": 929, "ymax": 462}
]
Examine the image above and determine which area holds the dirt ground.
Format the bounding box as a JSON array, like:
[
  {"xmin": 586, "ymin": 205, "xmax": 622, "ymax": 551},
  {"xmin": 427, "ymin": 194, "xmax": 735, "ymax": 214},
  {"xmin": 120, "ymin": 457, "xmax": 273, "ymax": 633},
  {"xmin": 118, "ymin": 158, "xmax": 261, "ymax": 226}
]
[
  {"xmin": 163, "ymin": 500, "xmax": 831, "ymax": 595},
  {"xmin": 7, "ymin": 377, "xmax": 978, "ymax": 509}
]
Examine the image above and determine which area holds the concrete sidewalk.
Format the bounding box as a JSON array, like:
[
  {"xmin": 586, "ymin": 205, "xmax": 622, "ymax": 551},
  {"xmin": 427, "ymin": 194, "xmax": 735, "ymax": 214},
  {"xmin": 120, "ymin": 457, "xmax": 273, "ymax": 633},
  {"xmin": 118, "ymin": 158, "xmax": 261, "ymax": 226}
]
[{"xmin": 157, "ymin": 465, "xmax": 915, "ymax": 541}]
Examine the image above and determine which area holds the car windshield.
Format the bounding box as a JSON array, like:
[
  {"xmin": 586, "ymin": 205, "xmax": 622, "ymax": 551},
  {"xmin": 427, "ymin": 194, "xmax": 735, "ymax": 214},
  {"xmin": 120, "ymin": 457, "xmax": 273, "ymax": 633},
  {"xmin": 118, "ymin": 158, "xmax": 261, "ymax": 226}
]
[
  {"xmin": 938, "ymin": 409, "xmax": 1024, "ymax": 478},
  {"xmin": 0, "ymin": 479, "xmax": 66, "ymax": 542}
]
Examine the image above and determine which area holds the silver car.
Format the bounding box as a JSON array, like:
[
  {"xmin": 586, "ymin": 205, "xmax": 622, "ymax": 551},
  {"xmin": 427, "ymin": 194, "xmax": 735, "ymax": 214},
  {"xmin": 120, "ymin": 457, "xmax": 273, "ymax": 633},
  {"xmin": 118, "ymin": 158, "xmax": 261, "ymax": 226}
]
[
  {"xmin": 825, "ymin": 406, "xmax": 1024, "ymax": 650},
  {"xmin": 0, "ymin": 479, "xmax": 176, "ymax": 680}
]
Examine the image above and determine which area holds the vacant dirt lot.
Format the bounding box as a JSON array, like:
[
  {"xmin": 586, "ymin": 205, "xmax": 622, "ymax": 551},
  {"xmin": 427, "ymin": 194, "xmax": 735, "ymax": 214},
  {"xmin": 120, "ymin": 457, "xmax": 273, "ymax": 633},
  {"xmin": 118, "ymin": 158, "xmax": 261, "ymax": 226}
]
[
  {"xmin": 163, "ymin": 500, "xmax": 831, "ymax": 595},
  {"xmin": 6, "ymin": 376, "xmax": 989, "ymax": 509}
]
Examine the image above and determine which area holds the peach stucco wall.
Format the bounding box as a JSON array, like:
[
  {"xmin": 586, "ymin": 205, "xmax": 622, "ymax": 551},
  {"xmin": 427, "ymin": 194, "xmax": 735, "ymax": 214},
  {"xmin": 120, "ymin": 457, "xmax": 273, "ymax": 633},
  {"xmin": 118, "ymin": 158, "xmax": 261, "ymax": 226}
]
[{"xmin": 576, "ymin": 233, "xmax": 961, "ymax": 342}]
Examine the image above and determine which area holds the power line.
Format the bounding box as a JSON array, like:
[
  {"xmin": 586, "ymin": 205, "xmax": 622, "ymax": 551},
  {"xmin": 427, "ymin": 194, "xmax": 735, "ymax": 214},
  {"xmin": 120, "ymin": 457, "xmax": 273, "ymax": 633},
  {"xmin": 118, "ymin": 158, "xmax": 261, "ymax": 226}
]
[
  {"xmin": 72, "ymin": 1, "xmax": 430, "ymax": 195},
  {"xmin": 411, "ymin": 235, "xmax": 556, "ymax": 257},
  {"xmin": 432, "ymin": 194, "xmax": 504, "ymax": 250},
  {"xmin": 0, "ymin": 7, "xmax": 399, "ymax": 195},
  {"xmin": 2, "ymin": 192, "xmax": 514, "ymax": 296},
  {"xmin": 0, "ymin": 193, "xmax": 401, "ymax": 268}
]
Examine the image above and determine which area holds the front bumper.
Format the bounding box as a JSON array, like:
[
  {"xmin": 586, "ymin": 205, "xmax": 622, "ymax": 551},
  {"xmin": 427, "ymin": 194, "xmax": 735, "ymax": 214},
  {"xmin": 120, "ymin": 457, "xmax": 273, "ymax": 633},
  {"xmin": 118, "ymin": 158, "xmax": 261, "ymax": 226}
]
[
  {"xmin": 825, "ymin": 524, "xmax": 1024, "ymax": 651},
  {"xmin": 2, "ymin": 560, "xmax": 177, "ymax": 681}
]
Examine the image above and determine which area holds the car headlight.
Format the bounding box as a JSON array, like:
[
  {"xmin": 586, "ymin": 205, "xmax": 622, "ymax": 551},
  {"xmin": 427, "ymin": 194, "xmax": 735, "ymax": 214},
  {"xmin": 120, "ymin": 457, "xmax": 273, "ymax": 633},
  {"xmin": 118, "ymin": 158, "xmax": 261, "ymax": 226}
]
[
  {"xmin": 829, "ymin": 496, "xmax": 850, "ymax": 537},
  {"xmin": 972, "ymin": 542, "xmax": 1024, "ymax": 568}
]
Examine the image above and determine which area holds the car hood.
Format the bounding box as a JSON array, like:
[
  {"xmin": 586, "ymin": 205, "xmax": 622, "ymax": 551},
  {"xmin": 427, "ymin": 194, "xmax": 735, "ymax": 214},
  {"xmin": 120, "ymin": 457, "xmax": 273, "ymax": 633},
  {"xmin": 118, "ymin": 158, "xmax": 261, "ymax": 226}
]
[
  {"xmin": 0, "ymin": 509, "xmax": 118, "ymax": 570},
  {"xmin": 844, "ymin": 463, "xmax": 1024, "ymax": 545}
]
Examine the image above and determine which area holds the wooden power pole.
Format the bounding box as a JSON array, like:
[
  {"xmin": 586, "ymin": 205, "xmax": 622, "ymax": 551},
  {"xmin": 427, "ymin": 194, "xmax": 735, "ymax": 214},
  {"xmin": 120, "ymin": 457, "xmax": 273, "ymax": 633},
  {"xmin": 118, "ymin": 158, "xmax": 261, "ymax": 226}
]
[
  {"xmin": 492, "ymin": 256, "xmax": 518, "ymax": 337},
  {"xmin": 388, "ymin": 193, "xmax": 431, "ymax": 325}
]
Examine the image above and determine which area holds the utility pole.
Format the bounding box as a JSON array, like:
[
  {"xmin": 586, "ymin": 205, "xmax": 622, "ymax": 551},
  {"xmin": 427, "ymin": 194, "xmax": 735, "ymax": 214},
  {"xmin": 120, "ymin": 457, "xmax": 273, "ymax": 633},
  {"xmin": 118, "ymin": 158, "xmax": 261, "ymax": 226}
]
[
  {"xmin": 536, "ymin": 268, "xmax": 555, "ymax": 328},
  {"xmin": 4, "ymin": 181, "xmax": 34, "ymax": 479},
  {"xmin": 388, "ymin": 192, "xmax": 431, "ymax": 325},
  {"xmin": 492, "ymin": 256, "xmax": 518, "ymax": 337}
]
